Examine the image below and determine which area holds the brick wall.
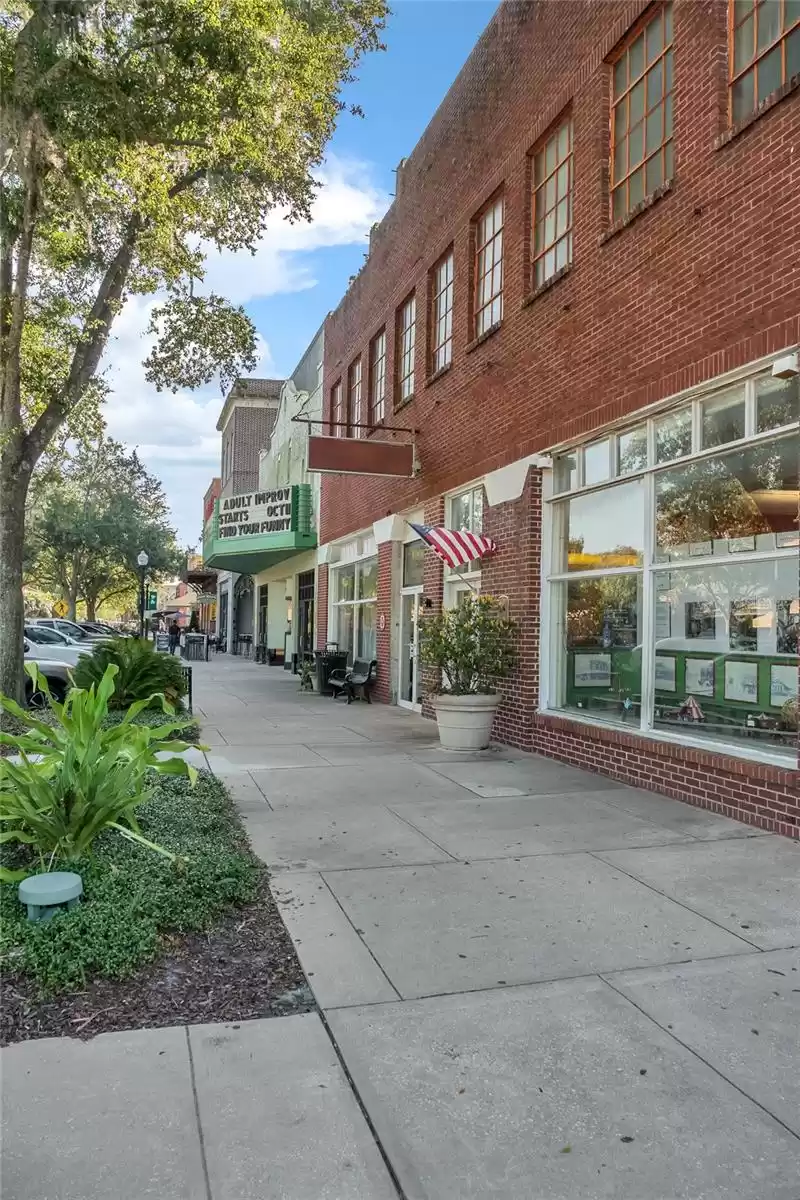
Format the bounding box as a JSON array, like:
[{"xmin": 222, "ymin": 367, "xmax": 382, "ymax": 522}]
[
  {"xmin": 320, "ymin": 0, "xmax": 800, "ymax": 544},
  {"xmin": 230, "ymin": 406, "xmax": 278, "ymax": 498},
  {"xmin": 481, "ymin": 470, "xmax": 543, "ymax": 749},
  {"xmin": 316, "ymin": 564, "xmax": 329, "ymax": 650},
  {"xmin": 375, "ymin": 543, "xmax": 393, "ymax": 703},
  {"xmin": 532, "ymin": 713, "xmax": 799, "ymax": 840}
]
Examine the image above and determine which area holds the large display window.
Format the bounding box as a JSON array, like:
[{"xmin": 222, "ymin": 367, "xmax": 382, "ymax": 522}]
[
  {"xmin": 331, "ymin": 556, "xmax": 377, "ymax": 664},
  {"xmin": 546, "ymin": 367, "xmax": 798, "ymax": 759}
]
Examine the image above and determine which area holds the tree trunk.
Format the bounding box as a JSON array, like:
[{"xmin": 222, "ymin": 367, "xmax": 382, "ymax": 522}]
[
  {"xmin": 86, "ymin": 597, "xmax": 97, "ymax": 621},
  {"xmin": 0, "ymin": 459, "xmax": 30, "ymax": 705}
]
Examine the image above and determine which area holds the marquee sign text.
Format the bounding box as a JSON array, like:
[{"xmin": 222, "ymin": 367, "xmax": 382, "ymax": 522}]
[{"xmin": 218, "ymin": 488, "xmax": 293, "ymax": 539}]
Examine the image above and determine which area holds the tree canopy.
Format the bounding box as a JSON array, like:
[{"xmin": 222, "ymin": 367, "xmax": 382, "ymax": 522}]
[
  {"xmin": 26, "ymin": 435, "xmax": 183, "ymax": 619},
  {"xmin": 0, "ymin": 0, "xmax": 386, "ymax": 700}
]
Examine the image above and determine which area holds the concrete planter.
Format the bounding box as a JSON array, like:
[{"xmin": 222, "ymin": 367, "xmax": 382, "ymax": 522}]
[{"xmin": 432, "ymin": 693, "xmax": 499, "ymax": 751}]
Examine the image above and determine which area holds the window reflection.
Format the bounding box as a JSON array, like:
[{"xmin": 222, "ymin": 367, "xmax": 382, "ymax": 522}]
[
  {"xmin": 655, "ymin": 434, "xmax": 798, "ymax": 561},
  {"xmin": 557, "ymin": 574, "xmax": 642, "ymax": 722},
  {"xmin": 702, "ymin": 388, "xmax": 746, "ymax": 448},
  {"xmin": 563, "ymin": 479, "xmax": 644, "ymax": 571},
  {"xmin": 756, "ymin": 375, "xmax": 799, "ymax": 433},
  {"xmin": 653, "ymin": 557, "xmax": 798, "ymax": 753}
]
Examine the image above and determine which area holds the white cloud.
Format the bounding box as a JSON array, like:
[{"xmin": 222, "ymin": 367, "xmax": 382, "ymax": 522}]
[{"xmin": 100, "ymin": 155, "xmax": 390, "ymax": 546}]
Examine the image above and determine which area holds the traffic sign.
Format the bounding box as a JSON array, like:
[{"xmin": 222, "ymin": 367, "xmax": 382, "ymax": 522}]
[
  {"xmin": 146, "ymin": 591, "xmax": 158, "ymax": 611},
  {"xmin": 52, "ymin": 600, "xmax": 68, "ymax": 618}
]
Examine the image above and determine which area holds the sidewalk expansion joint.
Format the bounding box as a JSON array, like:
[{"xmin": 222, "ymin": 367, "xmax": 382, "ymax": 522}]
[{"xmin": 184, "ymin": 1025, "xmax": 213, "ymax": 1200}]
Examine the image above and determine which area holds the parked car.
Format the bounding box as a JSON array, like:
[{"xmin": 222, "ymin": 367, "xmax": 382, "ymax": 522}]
[
  {"xmin": 29, "ymin": 617, "xmax": 109, "ymax": 644},
  {"xmin": 23, "ymin": 624, "xmax": 87, "ymax": 667},
  {"xmin": 77, "ymin": 621, "xmax": 128, "ymax": 637},
  {"xmin": 22, "ymin": 640, "xmax": 73, "ymax": 706}
]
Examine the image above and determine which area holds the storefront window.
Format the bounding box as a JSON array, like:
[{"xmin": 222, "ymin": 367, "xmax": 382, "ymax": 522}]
[
  {"xmin": 332, "ymin": 556, "xmax": 378, "ymax": 663},
  {"xmin": 546, "ymin": 373, "xmax": 799, "ymax": 760},
  {"xmin": 447, "ymin": 486, "xmax": 484, "ymax": 578}
]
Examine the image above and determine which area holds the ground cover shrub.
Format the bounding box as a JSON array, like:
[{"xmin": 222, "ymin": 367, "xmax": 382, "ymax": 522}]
[{"xmin": 0, "ymin": 772, "xmax": 259, "ymax": 994}]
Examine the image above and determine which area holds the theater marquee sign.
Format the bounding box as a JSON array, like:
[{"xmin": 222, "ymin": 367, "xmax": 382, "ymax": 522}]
[{"xmin": 218, "ymin": 487, "xmax": 294, "ymax": 539}]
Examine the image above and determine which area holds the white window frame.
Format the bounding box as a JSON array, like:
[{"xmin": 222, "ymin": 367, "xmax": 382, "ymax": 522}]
[
  {"xmin": 329, "ymin": 552, "xmax": 378, "ymax": 662},
  {"xmin": 442, "ymin": 484, "xmax": 485, "ymax": 606},
  {"xmin": 541, "ymin": 361, "xmax": 799, "ymax": 766}
]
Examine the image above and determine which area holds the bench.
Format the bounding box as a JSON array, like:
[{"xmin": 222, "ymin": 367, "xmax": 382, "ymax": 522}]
[{"xmin": 328, "ymin": 658, "xmax": 378, "ymax": 704}]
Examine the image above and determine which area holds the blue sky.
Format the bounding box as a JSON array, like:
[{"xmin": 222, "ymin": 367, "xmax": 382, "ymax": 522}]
[{"xmin": 104, "ymin": 1, "xmax": 499, "ymax": 546}]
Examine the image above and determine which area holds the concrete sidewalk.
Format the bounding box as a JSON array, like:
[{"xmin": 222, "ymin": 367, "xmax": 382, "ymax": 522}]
[{"xmin": 3, "ymin": 655, "xmax": 799, "ymax": 1199}]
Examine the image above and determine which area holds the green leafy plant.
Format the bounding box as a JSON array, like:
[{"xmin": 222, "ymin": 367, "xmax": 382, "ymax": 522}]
[
  {"xmin": 0, "ymin": 664, "xmax": 199, "ymax": 881},
  {"xmin": 418, "ymin": 594, "xmax": 518, "ymax": 696},
  {"xmin": 299, "ymin": 658, "xmax": 315, "ymax": 692},
  {"xmin": 0, "ymin": 772, "xmax": 259, "ymax": 995},
  {"xmin": 72, "ymin": 637, "xmax": 187, "ymax": 709}
]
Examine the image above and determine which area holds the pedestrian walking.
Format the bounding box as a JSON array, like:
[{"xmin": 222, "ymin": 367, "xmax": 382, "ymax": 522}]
[{"xmin": 168, "ymin": 619, "xmax": 181, "ymax": 655}]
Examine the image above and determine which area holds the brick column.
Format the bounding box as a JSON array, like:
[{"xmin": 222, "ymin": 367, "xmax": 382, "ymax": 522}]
[
  {"xmin": 481, "ymin": 468, "xmax": 543, "ymax": 751},
  {"xmin": 316, "ymin": 564, "xmax": 329, "ymax": 649},
  {"xmin": 375, "ymin": 541, "xmax": 393, "ymax": 704},
  {"xmin": 420, "ymin": 495, "xmax": 445, "ymax": 720}
]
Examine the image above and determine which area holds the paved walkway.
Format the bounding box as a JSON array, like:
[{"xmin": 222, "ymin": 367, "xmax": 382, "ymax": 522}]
[{"xmin": 3, "ymin": 655, "xmax": 799, "ymax": 1199}]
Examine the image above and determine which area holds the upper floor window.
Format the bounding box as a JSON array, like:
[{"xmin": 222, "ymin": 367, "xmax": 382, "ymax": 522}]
[
  {"xmin": 369, "ymin": 328, "xmax": 386, "ymax": 425},
  {"xmin": 730, "ymin": 0, "xmax": 800, "ymax": 122},
  {"xmin": 397, "ymin": 294, "xmax": 416, "ymax": 405},
  {"xmin": 532, "ymin": 117, "xmax": 573, "ymax": 289},
  {"xmin": 431, "ymin": 250, "xmax": 454, "ymax": 373},
  {"xmin": 331, "ymin": 380, "xmax": 343, "ymax": 438},
  {"xmin": 348, "ymin": 356, "xmax": 362, "ymax": 438},
  {"xmin": 474, "ymin": 195, "xmax": 504, "ymax": 337},
  {"xmin": 611, "ymin": 2, "xmax": 674, "ymax": 222}
]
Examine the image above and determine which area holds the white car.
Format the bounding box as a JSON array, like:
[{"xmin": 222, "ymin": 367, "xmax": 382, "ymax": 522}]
[
  {"xmin": 29, "ymin": 617, "xmax": 108, "ymax": 645},
  {"xmin": 22, "ymin": 640, "xmax": 73, "ymax": 706},
  {"xmin": 24, "ymin": 624, "xmax": 89, "ymax": 666}
]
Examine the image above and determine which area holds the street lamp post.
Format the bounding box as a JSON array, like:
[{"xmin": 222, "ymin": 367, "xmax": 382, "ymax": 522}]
[{"xmin": 137, "ymin": 550, "xmax": 149, "ymax": 638}]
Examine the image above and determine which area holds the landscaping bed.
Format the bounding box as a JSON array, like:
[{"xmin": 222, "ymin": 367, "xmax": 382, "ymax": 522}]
[{"xmin": 0, "ymin": 772, "xmax": 311, "ymax": 1045}]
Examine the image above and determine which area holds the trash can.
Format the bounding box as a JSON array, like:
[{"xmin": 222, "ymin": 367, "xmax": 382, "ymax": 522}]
[
  {"xmin": 314, "ymin": 648, "xmax": 348, "ymax": 695},
  {"xmin": 182, "ymin": 633, "xmax": 206, "ymax": 662}
]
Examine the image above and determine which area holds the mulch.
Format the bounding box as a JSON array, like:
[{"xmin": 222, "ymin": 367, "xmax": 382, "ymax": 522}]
[{"xmin": 1, "ymin": 875, "xmax": 313, "ymax": 1046}]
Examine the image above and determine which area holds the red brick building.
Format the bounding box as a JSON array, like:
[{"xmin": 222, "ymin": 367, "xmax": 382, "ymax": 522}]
[{"xmin": 317, "ymin": 0, "xmax": 800, "ymax": 836}]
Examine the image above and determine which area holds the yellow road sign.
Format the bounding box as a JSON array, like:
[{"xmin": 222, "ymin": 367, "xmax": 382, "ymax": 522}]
[{"xmin": 52, "ymin": 600, "xmax": 68, "ymax": 618}]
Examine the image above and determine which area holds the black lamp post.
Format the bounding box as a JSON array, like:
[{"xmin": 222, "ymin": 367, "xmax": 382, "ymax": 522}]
[{"xmin": 137, "ymin": 550, "xmax": 149, "ymax": 638}]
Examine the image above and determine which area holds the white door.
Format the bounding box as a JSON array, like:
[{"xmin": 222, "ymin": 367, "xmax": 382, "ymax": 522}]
[{"xmin": 398, "ymin": 590, "xmax": 422, "ymax": 710}]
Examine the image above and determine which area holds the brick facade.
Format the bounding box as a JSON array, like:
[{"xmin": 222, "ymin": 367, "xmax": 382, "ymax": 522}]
[
  {"xmin": 316, "ymin": 564, "xmax": 329, "ymax": 649},
  {"xmin": 375, "ymin": 543, "xmax": 393, "ymax": 704},
  {"xmin": 318, "ymin": 0, "xmax": 800, "ymax": 836}
]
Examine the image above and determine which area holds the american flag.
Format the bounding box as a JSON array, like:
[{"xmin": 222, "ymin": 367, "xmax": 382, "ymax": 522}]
[{"xmin": 408, "ymin": 522, "xmax": 497, "ymax": 569}]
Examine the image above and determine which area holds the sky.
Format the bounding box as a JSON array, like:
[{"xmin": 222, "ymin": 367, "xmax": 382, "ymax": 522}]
[{"xmin": 102, "ymin": 1, "xmax": 500, "ymax": 548}]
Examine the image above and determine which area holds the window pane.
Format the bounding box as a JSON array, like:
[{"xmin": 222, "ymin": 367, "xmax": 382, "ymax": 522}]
[
  {"xmin": 734, "ymin": 13, "xmax": 755, "ymax": 70},
  {"xmin": 757, "ymin": 43, "xmax": 782, "ymax": 101},
  {"xmin": 555, "ymin": 574, "xmax": 643, "ymax": 724},
  {"xmin": 403, "ymin": 540, "xmax": 425, "ymax": 588},
  {"xmin": 584, "ymin": 438, "xmax": 610, "ymax": 485},
  {"xmin": 472, "ymin": 487, "xmax": 484, "ymax": 531},
  {"xmin": 655, "ymin": 408, "xmax": 692, "ymax": 463},
  {"xmin": 357, "ymin": 603, "xmax": 376, "ymax": 660},
  {"xmin": 732, "ymin": 70, "xmax": 755, "ymax": 122},
  {"xmin": 614, "ymin": 134, "xmax": 628, "ymax": 181},
  {"xmin": 702, "ymin": 389, "xmax": 746, "ymax": 448},
  {"xmin": 562, "ymin": 479, "xmax": 645, "ymax": 572},
  {"xmin": 337, "ymin": 564, "xmax": 355, "ymax": 602},
  {"xmin": 664, "ymin": 139, "xmax": 674, "ymax": 179},
  {"xmin": 629, "ymin": 165, "xmax": 645, "ymax": 208},
  {"xmin": 652, "ymin": 557, "xmax": 798, "ymax": 757},
  {"xmin": 646, "ymin": 103, "xmax": 663, "ymax": 153},
  {"xmin": 554, "ymin": 450, "xmax": 579, "ymax": 492},
  {"xmin": 646, "ymin": 10, "xmax": 663, "ymax": 62},
  {"xmin": 337, "ymin": 605, "xmax": 355, "ymax": 658},
  {"xmin": 757, "ymin": 0, "xmax": 780, "ymax": 50},
  {"xmin": 451, "ymin": 492, "xmax": 472, "ymax": 531},
  {"xmin": 646, "ymin": 59, "xmax": 663, "ymax": 109},
  {"xmin": 612, "ymin": 185, "xmax": 627, "ymax": 222},
  {"xmin": 630, "ymin": 79, "xmax": 645, "ymax": 125},
  {"xmin": 358, "ymin": 556, "xmax": 378, "ymax": 599},
  {"xmin": 557, "ymin": 121, "xmax": 570, "ymax": 160},
  {"xmin": 629, "ymin": 32, "xmax": 645, "ymax": 81},
  {"xmin": 788, "ymin": 26, "xmax": 800, "ymax": 77},
  {"xmin": 756, "ymin": 374, "xmax": 800, "ymax": 432},
  {"xmin": 665, "ymin": 47, "xmax": 673, "ymax": 91},
  {"xmin": 646, "ymin": 151, "xmax": 664, "ymax": 195},
  {"xmin": 614, "ymin": 56, "xmax": 627, "ymax": 97},
  {"xmin": 655, "ymin": 434, "xmax": 799, "ymax": 561},
  {"xmin": 555, "ymin": 235, "xmax": 570, "ymax": 270},
  {"xmin": 618, "ymin": 427, "xmax": 648, "ymax": 474}
]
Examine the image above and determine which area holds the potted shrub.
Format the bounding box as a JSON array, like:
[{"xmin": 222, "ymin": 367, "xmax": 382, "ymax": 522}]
[{"xmin": 418, "ymin": 594, "xmax": 518, "ymax": 751}]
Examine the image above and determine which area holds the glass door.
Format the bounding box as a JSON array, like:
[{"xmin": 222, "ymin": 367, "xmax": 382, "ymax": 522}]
[{"xmin": 399, "ymin": 591, "xmax": 422, "ymax": 710}]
